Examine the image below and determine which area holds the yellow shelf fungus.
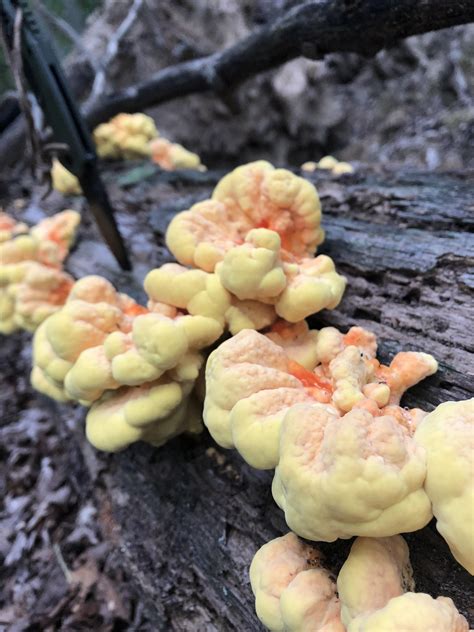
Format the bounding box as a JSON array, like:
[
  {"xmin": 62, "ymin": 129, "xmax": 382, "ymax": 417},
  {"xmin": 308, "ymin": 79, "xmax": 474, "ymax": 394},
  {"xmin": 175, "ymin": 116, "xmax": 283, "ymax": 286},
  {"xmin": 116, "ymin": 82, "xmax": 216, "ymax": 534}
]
[
  {"xmin": 31, "ymin": 274, "xmax": 223, "ymax": 452},
  {"xmin": 415, "ymin": 398, "xmax": 474, "ymax": 575},
  {"xmin": 93, "ymin": 112, "xmax": 158, "ymax": 159},
  {"xmin": 165, "ymin": 161, "xmax": 346, "ymax": 322},
  {"xmin": 251, "ymin": 533, "xmax": 469, "ymax": 632},
  {"xmin": 301, "ymin": 155, "xmax": 355, "ymax": 176},
  {"xmin": 0, "ymin": 210, "xmax": 80, "ymax": 334},
  {"xmin": 203, "ymin": 325, "xmax": 437, "ymax": 470}
]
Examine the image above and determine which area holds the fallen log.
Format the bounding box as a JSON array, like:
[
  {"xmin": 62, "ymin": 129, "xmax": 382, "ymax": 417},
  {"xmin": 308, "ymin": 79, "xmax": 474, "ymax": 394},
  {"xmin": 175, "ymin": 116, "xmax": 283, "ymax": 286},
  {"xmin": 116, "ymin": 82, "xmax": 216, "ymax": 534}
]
[{"xmin": 1, "ymin": 166, "xmax": 473, "ymax": 630}]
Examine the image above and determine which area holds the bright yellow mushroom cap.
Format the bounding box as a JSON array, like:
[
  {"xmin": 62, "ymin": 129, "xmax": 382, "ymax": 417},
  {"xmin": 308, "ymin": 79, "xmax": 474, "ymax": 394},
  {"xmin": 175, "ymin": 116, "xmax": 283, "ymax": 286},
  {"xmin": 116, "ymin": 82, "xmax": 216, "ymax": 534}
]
[
  {"xmin": 415, "ymin": 398, "xmax": 474, "ymax": 574},
  {"xmin": 273, "ymin": 404, "xmax": 432, "ymax": 541},
  {"xmin": 249, "ymin": 532, "xmax": 344, "ymax": 632}
]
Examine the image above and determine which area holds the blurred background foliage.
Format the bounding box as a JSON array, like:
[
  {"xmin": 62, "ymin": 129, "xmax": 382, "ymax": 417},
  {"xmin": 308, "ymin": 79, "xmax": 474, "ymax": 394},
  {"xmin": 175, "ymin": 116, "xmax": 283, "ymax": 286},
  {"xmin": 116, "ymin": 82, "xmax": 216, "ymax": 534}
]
[{"xmin": 0, "ymin": 0, "xmax": 100, "ymax": 92}]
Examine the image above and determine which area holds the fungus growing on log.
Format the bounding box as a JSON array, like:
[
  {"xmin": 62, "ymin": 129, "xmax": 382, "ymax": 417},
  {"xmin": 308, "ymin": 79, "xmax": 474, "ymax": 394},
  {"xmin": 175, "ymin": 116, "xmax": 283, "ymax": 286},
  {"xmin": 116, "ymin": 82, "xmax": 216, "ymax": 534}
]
[
  {"xmin": 415, "ymin": 398, "xmax": 474, "ymax": 575},
  {"xmin": 0, "ymin": 211, "xmax": 80, "ymax": 333},
  {"xmin": 203, "ymin": 326, "xmax": 437, "ymax": 469},
  {"xmin": 251, "ymin": 533, "xmax": 469, "ymax": 631},
  {"xmin": 31, "ymin": 274, "xmax": 222, "ymax": 452},
  {"xmin": 93, "ymin": 112, "xmax": 158, "ymax": 159}
]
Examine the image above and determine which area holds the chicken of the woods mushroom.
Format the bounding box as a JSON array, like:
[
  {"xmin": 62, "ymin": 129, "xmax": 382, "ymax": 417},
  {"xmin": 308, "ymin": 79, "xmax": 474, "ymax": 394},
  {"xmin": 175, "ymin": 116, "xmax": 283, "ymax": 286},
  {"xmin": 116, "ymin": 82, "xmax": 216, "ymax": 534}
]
[
  {"xmin": 251, "ymin": 533, "xmax": 469, "ymax": 632},
  {"xmin": 31, "ymin": 275, "xmax": 222, "ymax": 452},
  {"xmin": 0, "ymin": 210, "xmax": 79, "ymax": 334},
  {"xmin": 164, "ymin": 161, "xmax": 346, "ymax": 323},
  {"xmin": 415, "ymin": 398, "xmax": 474, "ymax": 575}
]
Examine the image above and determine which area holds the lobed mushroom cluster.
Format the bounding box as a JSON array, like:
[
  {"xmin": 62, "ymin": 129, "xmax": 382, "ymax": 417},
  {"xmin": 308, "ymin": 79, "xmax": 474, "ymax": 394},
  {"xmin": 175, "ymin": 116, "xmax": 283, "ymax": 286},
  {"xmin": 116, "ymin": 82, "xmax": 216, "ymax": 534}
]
[
  {"xmin": 0, "ymin": 210, "xmax": 79, "ymax": 334},
  {"xmin": 3, "ymin": 156, "xmax": 472, "ymax": 630},
  {"xmin": 250, "ymin": 532, "xmax": 470, "ymax": 631},
  {"xmin": 52, "ymin": 112, "xmax": 205, "ymax": 195}
]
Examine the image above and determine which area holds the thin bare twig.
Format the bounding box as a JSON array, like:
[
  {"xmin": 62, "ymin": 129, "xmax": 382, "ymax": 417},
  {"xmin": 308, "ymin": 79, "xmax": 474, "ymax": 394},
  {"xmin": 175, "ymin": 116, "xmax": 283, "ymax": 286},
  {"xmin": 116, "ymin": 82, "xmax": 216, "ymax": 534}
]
[{"xmin": 82, "ymin": 0, "xmax": 145, "ymax": 112}]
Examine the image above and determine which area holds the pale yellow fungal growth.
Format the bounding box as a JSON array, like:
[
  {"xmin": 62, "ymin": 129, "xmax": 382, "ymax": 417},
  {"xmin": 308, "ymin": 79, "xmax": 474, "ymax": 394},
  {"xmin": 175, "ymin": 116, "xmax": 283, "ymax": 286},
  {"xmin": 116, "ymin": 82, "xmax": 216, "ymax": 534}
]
[
  {"xmin": 0, "ymin": 212, "xmax": 28, "ymax": 242},
  {"xmin": 275, "ymin": 255, "xmax": 346, "ymax": 322},
  {"xmin": 144, "ymin": 262, "xmax": 277, "ymax": 335},
  {"xmin": 167, "ymin": 161, "xmax": 324, "ymax": 270},
  {"xmin": 31, "ymin": 273, "xmax": 222, "ymax": 452},
  {"xmin": 337, "ymin": 536, "xmax": 414, "ymax": 627},
  {"xmin": 149, "ymin": 137, "xmax": 206, "ymax": 171},
  {"xmin": 51, "ymin": 159, "xmax": 82, "ymax": 195},
  {"xmin": 273, "ymin": 404, "xmax": 432, "ymax": 541},
  {"xmin": 0, "ymin": 211, "xmax": 80, "ymax": 333},
  {"xmin": 93, "ymin": 112, "xmax": 158, "ymax": 159},
  {"xmin": 165, "ymin": 161, "xmax": 346, "ymax": 320},
  {"xmin": 85, "ymin": 376, "xmax": 202, "ymax": 452},
  {"xmin": 249, "ymin": 532, "xmax": 344, "ymax": 632},
  {"xmin": 31, "ymin": 276, "xmax": 145, "ymax": 400},
  {"xmin": 64, "ymin": 311, "xmax": 221, "ymax": 404},
  {"xmin": 301, "ymin": 156, "xmax": 354, "ymax": 176},
  {"xmin": 0, "ymin": 209, "xmax": 80, "ymax": 268},
  {"xmin": 203, "ymin": 326, "xmax": 437, "ymax": 469},
  {"xmin": 337, "ymin": 536, "xmax": 468, "ymax": 631},
  {"xmin": 415, "ymin": 398, "xmax": 474, "ymax": 574},
  {"xmin": 216, "ymin": 228, "xmax": 287, "ymax": 301},
  {"xmin": 317, "ymin": 156, "xmax": 339, "ymax": 170},
  {"xmin": 9, "ymin": 263, "xmax": 74, "ymax": 332},
  {"xmin": 347, "ymin": 593, "xmax": 468, "ymax": 632},
  {"xmin": 251, "ymin": 533, "xmax": 469, "ymax": 632}
]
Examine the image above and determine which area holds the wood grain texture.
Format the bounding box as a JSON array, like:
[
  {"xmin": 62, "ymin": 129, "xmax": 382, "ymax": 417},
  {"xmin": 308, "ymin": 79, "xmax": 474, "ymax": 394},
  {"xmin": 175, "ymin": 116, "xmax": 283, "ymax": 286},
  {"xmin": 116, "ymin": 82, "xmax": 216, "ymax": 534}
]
[{"xmin": 2, "ymin": 166, "xmax": 473, "ymax": 630}]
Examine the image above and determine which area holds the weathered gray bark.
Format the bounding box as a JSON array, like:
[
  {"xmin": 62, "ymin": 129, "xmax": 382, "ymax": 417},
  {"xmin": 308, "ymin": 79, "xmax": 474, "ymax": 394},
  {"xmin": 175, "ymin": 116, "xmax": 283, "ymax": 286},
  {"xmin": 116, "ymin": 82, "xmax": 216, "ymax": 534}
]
[{"xmin": 2, "ymin": 167, "xmax": 473, "ymax": 630}]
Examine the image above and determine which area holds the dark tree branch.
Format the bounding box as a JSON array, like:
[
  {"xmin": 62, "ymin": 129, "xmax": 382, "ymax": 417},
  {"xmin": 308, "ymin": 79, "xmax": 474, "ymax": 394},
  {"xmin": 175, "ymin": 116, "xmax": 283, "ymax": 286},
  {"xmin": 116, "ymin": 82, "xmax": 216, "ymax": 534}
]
[{"xmin": 85, "ymin": 0, "xmax": 474, "ymax": 127}]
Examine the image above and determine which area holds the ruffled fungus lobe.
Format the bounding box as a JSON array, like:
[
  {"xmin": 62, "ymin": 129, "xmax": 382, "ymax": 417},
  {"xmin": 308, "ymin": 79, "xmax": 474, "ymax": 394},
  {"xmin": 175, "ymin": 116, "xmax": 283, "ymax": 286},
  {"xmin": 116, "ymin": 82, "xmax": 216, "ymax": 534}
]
[
  {"xmin": 415, "ymin": 398, "xmax": 474, "ymax": 574},
  {"xmin": 203, "ymin": 326, "xmax": 437, "ymax": 470},
  {"xmin": 0, "ymin": 212, "xmax": 28, "ymax": 242},
  {"xmin": 273, "ymin": 404, "xmax": 432, "ymax": 541},
  {"xmin": 250, "ymin": 533, "xmax": 344, "ymax": 632},
  {"xmin": 251, "ymin": 533, "xmax": 468, "ymax": 632},
  {"xmin": 51, "ymin": 159, "xmax": 82, "ymax": 195},
  {"xmin": 337, "ymin": 536, "xmax": 414, "ymax": 627},
  {"xmin": 144, "ymin": 262, "xmax": 276, "ymax": 335},
  {"xmin": 165, "ymin": 161, "xmax": 345, "ymax": 321},
  {"xmin": 0, "ymin": 211, "xmax": 80, "ymax": 333},
  {"xmin": 93, "ymin": 112, "xmax": 158, "ymax": 159},
  {"xmin": 32, "ymin": 274, "xmax": 223, "ymax": 451},
  {"xmin": 338, "ymin": 536, "xmax": 468, "ymax": 632},
  {"xmin": 347, "ymin": 593, "xmax": 468, "ymax": 632},
  {"xmin": 149, "ymin": 137, "xmax": 205, "ymax": 171}
]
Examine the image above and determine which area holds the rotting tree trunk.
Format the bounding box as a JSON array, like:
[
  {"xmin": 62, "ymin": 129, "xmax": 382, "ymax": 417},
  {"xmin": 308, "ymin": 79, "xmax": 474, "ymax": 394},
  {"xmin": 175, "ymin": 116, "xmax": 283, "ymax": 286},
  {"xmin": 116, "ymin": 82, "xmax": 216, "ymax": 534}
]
[{"xmin": 3, "ymin": 166, "xmax": 474, "ymax": 630}]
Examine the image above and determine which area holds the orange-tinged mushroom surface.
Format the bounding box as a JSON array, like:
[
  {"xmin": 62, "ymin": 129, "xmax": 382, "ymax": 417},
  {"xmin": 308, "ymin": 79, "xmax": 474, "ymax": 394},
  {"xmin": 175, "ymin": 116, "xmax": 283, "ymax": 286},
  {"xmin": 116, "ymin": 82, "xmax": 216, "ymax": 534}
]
[
  {"xmin": 153, "ymin": 162, "xmax": 346, "ymax": 324},
  {"xmin": 203, "ymin": 326, "xmax": 437, "ymax": 469},
  {"xmin": 149, "ymin": 137, "xmax": 206, "ymax": 171},
  {"xmin": 167, "ymin": 161, "xmax": 324, "ymax": 269},
  {"xmin": 249, "ymin": 532, "xmax": 344, "ymax": 632},
  {"xmin": 0, "ymin": 212, "xmax": 28, "ymax": 242},
  {"xmin": 0, "ymin": 210, "xmax": 80, "ymax": 333}
]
